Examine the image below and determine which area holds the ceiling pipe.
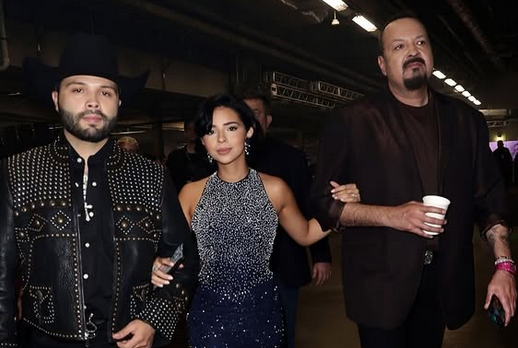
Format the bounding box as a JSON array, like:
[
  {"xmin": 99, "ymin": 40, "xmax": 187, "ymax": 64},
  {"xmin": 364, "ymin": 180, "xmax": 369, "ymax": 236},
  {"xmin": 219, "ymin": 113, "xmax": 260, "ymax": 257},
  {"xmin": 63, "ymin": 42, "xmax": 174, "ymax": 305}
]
[
  {"xmin": 109, "ymin": 0, "xmax": 383, "ymax": 92},
  {"xmin": 445, "ymin": 0, "xmax": 506, "ymax": 71},
  {"xmin": 435, "ymin": 15, "xmax": 484, "ymax": 76},
  {"xmin": 0, "ymin": 0, "xmax": 10, "ymax": 71}
]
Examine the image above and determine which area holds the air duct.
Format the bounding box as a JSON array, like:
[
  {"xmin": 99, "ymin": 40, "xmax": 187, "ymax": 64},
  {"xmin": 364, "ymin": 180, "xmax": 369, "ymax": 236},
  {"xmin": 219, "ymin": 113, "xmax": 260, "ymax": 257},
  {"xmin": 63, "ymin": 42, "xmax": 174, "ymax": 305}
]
[
  {"xmin": 109, "ymin": 0, "xmax": 383, "ymax": 92},
  {"xmin": 446, "ymin": 0, "xmax": 505, "ymax": 71}
]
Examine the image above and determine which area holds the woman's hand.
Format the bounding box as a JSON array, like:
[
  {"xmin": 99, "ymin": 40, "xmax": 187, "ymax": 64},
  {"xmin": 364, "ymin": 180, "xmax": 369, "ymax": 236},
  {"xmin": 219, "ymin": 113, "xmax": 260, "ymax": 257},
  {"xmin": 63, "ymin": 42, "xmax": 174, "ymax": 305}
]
[
  {"xmin": 150, "ymin": 257, "xmax": 183, "ymax": 287},
  {"xmin": 330, "ymin": 181, "xmax": 360, "ymax": 203}
]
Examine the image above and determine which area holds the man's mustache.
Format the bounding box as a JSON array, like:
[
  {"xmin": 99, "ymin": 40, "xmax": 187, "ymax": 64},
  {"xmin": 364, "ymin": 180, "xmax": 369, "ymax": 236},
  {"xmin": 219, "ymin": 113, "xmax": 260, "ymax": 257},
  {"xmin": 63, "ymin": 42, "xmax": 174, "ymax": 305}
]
[
  {"xmin": 403, "ymin": 57, "xmax": 426, "ymax": 69},
  {"xmin": 77, "ymin": 109, "xmax": 108, "ymax": 120}
]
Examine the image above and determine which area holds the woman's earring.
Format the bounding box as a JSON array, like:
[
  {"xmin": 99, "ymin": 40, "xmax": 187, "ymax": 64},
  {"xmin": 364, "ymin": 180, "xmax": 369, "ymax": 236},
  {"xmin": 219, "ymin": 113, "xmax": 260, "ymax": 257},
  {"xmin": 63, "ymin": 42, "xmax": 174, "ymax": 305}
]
[
  {"xmin": 244, "ymin": 140, "xmax": 251, "ymax": 156},
  {"xmin": 207, "ymin": 153, "xmax": 214, "ymax": 164}
]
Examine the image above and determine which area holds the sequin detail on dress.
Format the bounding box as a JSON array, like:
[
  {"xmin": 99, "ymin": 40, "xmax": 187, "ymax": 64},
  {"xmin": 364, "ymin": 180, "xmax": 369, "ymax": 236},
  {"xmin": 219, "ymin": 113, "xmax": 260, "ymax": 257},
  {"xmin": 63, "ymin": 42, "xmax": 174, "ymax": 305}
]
[{"xmin": 188, "ymin": 169, "xmax": 283, "ymax": 347}]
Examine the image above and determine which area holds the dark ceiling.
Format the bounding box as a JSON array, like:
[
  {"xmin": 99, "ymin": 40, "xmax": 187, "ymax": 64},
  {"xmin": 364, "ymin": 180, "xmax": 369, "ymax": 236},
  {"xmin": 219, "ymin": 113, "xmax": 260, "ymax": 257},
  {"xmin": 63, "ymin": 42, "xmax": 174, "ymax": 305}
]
[{"xmin": 1, "ymin": 0, "xmax": 518, "ymax": 132}]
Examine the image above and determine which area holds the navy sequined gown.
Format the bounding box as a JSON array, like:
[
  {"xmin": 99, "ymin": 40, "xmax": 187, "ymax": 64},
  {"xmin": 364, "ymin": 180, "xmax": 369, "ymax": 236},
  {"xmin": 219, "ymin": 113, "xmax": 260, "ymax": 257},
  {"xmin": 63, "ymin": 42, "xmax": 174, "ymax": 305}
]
[{"xmin": 188, "ymin": 169, "xmax": 284, "ymax": 348}]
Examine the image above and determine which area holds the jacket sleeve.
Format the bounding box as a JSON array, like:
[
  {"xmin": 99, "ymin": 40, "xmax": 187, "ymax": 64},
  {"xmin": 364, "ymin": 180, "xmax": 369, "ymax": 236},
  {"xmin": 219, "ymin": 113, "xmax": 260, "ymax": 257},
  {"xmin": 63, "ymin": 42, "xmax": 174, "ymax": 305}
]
[
  {"xmin": 290, "ymin": 148, "xmax": 332, "ymax": 264},
  {"xmin": 472, "ymin": 111, "xmax": 509, "ymax": 235},
  {"xmin": 136, "ymin": 172, "xmax": 199, "ymax": 345},
  {"xmin": 286, "ymin": 143, "xmax": 332, "ymax": 264},
  {"xmin": 309, "ymin": 111, "xmax": 349, "ymax": 231},
  {"xmin": 0, "ymin": 160, "xmax": 19, "ymax": 347}
]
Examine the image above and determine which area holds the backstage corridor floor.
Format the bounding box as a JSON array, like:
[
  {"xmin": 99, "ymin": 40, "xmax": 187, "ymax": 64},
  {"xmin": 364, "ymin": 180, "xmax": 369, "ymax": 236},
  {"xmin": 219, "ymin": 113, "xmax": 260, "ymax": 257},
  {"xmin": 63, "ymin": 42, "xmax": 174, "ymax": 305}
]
[
  {"xmin": 294, "ymin": 232, "xmax": 518, "ymax": 348},
  {"xmin": 169, "ymin": 230, "xmax": 517, "ymax": 348}
]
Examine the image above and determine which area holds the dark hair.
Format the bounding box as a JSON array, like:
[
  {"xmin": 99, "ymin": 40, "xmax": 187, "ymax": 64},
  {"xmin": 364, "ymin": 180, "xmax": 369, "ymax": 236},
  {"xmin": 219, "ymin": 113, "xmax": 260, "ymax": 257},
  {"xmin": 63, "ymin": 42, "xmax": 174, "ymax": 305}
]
[
  {"xmin": 378, "ymin": 12, "xmax": 422, "ymax": 55},
  {"xmin": 195, "ymin": 94, "xmax": 259, "ymax": 138},
  {"xmin": 241, "ymin": 90, "xmax": 272, "ymax": 117}
]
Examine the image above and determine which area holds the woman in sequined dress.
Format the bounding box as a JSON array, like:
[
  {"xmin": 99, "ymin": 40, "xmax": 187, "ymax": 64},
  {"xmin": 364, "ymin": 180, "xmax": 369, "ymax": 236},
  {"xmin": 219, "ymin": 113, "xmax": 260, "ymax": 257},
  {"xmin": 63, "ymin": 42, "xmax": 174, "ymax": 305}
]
[{"xmin": 152, "ymin": 94, "xmax": 360, "ymax": 348}]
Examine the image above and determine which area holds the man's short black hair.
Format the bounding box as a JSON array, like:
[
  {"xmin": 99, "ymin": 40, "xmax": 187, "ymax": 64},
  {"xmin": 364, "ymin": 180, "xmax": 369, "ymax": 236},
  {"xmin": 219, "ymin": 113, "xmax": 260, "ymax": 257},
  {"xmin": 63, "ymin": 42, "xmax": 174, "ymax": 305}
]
[
  {"xmin": 378, "ymin": 12, "xmax": 421, "ymax": 55},
  {"xmin": 241, "ymin": 90, "xmax": 272, "ymax": 117}
]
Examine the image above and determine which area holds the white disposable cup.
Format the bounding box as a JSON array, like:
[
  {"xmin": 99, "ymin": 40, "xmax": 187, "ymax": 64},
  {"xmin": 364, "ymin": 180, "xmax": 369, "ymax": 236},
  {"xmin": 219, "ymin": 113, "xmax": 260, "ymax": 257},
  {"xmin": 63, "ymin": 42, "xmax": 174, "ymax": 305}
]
[{"xmin": 422, "ymin": 195, "xmax": 450, "ymax": 235}]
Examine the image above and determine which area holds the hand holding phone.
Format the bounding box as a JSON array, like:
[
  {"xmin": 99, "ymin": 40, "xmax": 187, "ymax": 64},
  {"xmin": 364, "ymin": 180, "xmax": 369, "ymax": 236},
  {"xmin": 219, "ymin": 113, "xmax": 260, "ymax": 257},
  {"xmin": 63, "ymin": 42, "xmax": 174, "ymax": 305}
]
[
  {"xmin": 157, "ymin": 244, "xmax": 184, "ymax": 274},
  {"xmin": 487, "ymin": 295, "xmax": 505, "ymax": 329}
]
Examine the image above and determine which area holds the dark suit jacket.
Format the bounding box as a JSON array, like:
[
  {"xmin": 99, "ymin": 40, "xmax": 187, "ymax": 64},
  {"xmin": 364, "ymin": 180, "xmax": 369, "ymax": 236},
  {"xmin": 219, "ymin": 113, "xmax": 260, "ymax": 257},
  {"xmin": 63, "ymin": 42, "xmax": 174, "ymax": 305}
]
[
  {"xmin": 252, "ymin": 136, "xmax": 331, "ymax": 287},
  {"xmin": 166, "ymin": 146, "xmax": 215, "ymax": 192},
  {"xmin": 310, "ymin": 90, "xmax": 508, "ymax": 330}
]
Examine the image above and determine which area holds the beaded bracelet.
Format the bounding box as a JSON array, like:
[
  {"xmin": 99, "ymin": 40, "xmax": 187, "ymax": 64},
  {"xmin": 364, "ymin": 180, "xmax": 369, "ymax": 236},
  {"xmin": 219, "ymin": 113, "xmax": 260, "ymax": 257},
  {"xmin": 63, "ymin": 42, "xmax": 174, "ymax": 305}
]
[
  {"xmin": 495, "ymin": 261, "xmax": 517, "ymax": 276},
  {"xmin": 494, "ymin": 256, "xmax": 514, "ymax": 266}
]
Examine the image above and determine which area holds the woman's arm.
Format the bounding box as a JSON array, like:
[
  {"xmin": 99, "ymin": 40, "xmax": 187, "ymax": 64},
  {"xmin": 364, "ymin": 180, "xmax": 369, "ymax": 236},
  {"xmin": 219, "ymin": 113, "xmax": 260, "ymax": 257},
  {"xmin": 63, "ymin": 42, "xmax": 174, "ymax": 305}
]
[{"xmin": 265, "ymin": 174, "xmax": 359, "ymax": 246}]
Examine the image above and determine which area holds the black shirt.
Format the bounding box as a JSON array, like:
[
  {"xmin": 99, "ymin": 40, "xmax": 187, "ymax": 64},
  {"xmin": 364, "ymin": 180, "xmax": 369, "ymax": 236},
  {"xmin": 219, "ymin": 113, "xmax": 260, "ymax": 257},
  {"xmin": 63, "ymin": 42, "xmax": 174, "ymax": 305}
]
[
  {"xmin": 68, "ymin": 138, "xmax": 114, "ymax": 321},
  {"xmin": 398, "ymin": 97, "xmax": 441, "ymax": 251},
  {"xmin": 398, "ymin": 97, "xmax": 439, "ymax": 195}
]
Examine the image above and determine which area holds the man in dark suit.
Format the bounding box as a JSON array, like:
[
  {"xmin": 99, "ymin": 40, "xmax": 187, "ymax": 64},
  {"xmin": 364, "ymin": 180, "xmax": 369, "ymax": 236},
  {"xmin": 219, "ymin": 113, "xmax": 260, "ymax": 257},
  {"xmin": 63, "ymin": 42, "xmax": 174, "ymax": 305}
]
[
  {"xmin": 244, "ymin": 92, "xmax": 332, "ymax": 348},
  {"xmin": 492, "ymin": 140, "xmax": 512, "ymax": 186},
  {"xmin": 166, "ymin": 120, "xmax": 215, "ymax": 191},
  {"xmin": 310, "ymin": 15, "xmax": 516, "ymax": 348}
]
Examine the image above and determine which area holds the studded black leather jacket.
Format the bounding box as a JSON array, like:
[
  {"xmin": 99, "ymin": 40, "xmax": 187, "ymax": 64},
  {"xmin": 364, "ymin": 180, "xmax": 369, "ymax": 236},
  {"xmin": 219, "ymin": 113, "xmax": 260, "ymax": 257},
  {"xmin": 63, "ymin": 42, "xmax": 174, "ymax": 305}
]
[{"xmin": 0, "ymin": 138, "xmax": 198, "ymax": 347}]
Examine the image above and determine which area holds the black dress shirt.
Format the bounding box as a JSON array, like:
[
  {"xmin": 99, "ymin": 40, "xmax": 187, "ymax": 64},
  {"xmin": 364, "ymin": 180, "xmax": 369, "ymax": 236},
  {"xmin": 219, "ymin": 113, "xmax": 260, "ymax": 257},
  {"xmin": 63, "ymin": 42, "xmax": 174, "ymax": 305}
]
[{"xmin": 68, "ymin": 138, "xmax": 114, "ymax": 321}]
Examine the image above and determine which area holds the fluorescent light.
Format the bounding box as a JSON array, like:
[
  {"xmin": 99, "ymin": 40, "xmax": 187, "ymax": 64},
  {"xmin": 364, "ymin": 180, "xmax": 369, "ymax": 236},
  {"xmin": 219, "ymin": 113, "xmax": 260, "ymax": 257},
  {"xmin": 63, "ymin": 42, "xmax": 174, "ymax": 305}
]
[
  {"xmin": 321, "ymin": 0, "xmax": 348, "ymax": 11},
  {"xmin": 444, "ymin": 78, "xmax": 456, "ymax": 86},
  {"xmin": 432, "ymin": 70, "xmax": 446, "ymax": 79},
  {"xmin": 474, "ymin": 99, "xmax": 481, "ymax": 106},
  {"xmin": 462, "ymin": 91, "xmax": 471, "ymax": 97},
  {"xmin": 454, "ymin": 85, "xmax": 465, "ymax": 92},
  {"xmin": 352, "ymin": 15, "xmax": 377, "ymax": 32},
  {"xmin": 468, "ymin": 96, "xmax": 476, "ymax": 102},
  {"xmin": 480, "ymin": 109, "xmax": 508, "ymax": 116}
]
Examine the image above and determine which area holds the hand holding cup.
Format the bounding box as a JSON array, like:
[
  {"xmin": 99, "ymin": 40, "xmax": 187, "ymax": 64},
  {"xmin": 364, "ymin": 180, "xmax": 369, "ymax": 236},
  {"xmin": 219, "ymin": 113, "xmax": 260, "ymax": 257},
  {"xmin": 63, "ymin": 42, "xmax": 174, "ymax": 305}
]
[{"xmin": 422, "ymin": 195, "xmax": 450, "ymax": 235}]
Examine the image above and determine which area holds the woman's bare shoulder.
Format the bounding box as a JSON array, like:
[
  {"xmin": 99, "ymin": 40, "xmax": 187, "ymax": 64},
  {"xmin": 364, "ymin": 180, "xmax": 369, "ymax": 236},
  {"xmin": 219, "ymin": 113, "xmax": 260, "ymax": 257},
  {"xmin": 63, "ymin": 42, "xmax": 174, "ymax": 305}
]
[
  {"xmin": 257, "ymin": 171, "xmax": 290, "ymax": 196},
  {"xmin": 179, "ymin": 177, "xmax": 209, "ymax": 203}
]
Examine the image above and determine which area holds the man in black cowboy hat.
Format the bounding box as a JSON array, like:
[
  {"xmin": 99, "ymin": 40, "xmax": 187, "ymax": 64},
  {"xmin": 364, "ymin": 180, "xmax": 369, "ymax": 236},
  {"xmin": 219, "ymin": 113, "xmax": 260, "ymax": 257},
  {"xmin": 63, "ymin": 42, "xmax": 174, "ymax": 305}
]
[{"xmin": 0, "ymin": 33, "xmax": 198, "ymax": 348}]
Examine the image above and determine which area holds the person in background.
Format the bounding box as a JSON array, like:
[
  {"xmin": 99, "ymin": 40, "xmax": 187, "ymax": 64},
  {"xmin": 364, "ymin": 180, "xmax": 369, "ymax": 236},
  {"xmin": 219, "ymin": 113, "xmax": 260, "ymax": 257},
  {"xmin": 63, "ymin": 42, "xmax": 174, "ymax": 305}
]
[
  {"xmin": 492, "ymin": 140, "xmax": 512, "ymax": 186},
  {"xmin": 310, "ymin": 15, "xmax": 516, "ymax": 348},
  {"xmin": 243, "ymin": 91, "xmax": 333, "ymax": 348},
  {"xmin": 117, "ymin": 135, "xmax": 140, "ymax": 154},
  {"xmin": 1, "ymin": 33, "xmax": 198, "ymax": 348},
  {"xmin": 166, "ymin": 119, "xmax": 215, "ymax": 191}
]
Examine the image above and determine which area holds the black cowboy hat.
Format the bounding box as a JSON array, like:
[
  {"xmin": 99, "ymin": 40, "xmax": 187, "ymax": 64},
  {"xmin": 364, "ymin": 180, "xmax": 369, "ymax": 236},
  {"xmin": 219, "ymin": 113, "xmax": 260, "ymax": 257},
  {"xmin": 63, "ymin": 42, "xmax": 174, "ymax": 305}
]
[{"xmin": 23, "ymin": 33, "xmax": 148, "ymax": 107}]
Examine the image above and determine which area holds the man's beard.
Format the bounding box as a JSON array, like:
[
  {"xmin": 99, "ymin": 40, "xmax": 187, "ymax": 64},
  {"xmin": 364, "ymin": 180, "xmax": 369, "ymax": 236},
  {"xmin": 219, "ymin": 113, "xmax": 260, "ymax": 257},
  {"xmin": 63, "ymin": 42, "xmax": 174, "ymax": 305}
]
[
  {"xmin": 403, "ymin": 72, "xmax": 428, "ymax": 90},
  {"xmin": 403, "ymin": 57, "xmax": 428, "ymax": 90},
  {"xmin": 60, "ymin": 107, "xmax": 117, "ymax": 143}
]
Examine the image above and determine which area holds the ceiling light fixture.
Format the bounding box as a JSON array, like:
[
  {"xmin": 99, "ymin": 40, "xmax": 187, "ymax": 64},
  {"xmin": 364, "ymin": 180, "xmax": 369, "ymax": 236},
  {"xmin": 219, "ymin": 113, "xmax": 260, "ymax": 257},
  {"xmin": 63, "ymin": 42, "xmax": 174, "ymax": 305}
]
[
  {"xmin": 454, "ymin": 85, "xmax": 465, "ymax": 92},
  {"xmin": 473, "ymin": 99, "xmax": 481, "ymax": 106},
  {"xmin": 462, "ymin": 91, "xmax": 471, "ymax": 97},
  {"xmin": 352, "ymin": 15, "xmax": 377, "ymax": 32},
  {"xmin": 444, "ymin": 78, "xmax": 456, "ymax": 86},
  {"xmin": 432, "ymin": 70, "xmax": 446, "ymax": 79},
  {"xmin": 468, "ymin": 96, "xmax": 476, "ymax": 102},
  {"xmin": 321, "ymin": 0, "xmax": 348, "ymax": 12},
  {"xmin": 331, "ymin": 11, "xmax": 340, "ymax": 26}
]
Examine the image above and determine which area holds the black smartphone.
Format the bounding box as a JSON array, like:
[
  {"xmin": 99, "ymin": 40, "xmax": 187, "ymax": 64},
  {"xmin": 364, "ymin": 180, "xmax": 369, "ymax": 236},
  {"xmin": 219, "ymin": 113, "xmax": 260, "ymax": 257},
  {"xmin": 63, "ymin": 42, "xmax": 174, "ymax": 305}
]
[
  {"xmin": 487, "ymin": 295, "xmax": 505, "ymax": 329},
  {"xmin": 157, "ymin": 244, "xmax": 184, "ymax": 274}
]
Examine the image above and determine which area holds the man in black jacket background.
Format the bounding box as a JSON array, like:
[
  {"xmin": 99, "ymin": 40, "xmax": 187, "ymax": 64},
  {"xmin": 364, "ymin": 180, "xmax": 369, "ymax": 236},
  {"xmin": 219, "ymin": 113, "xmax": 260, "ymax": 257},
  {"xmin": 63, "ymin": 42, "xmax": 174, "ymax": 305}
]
[{"xmin": 244, "ymin": 91, "xmax": 332, "ymax": 348}]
